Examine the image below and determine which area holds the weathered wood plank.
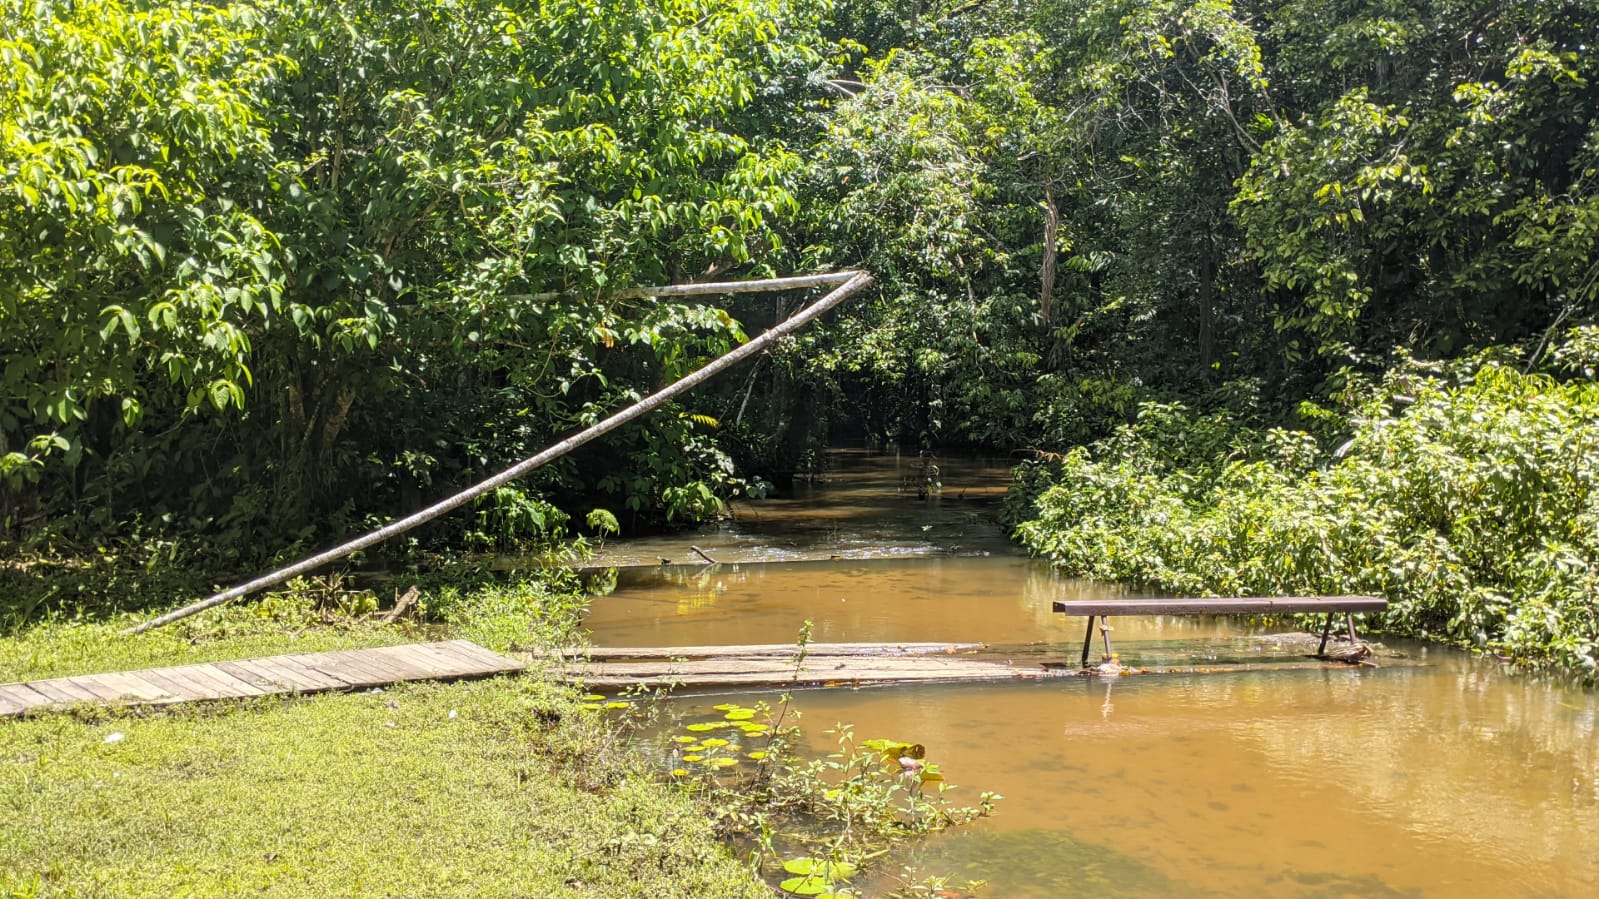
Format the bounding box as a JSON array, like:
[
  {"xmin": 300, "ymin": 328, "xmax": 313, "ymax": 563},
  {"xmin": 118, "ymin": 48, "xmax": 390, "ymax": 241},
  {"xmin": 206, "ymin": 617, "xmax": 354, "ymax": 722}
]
[
  {"xmin": 246, "ymin": 655, "xmax": 351, "ymax": 691},
  {"xmin": 561, "ymin": 654, "xmax": 1038, "ymax": 689},
  {"xmin": 189, "ymin": 664, "xmax": 270, "ymax": 698},
  {"xmin": 0, "ymin": 684, "xmax": 56, "ymax": 715},
  {"xmin": 0, "ymin": 641, "xmax": 522, "ymax": 717},
  {"xmin": 131, "ymin": 668, "xmax": 204, "ymax": 702},
  {"xmin": 20, "ymin": 678, "xmax": 103, "ymax": 706},
  {"xmin": 562, "ymin": 642, "xmax": 985, "ymax": 661},
  {"xmin": 391, "ymin": 642, "xmax": 501, "ymax": 676},
  {"xmin": 1051, "ymin": 596, "xmax": 1387, "ymax": 616},
  {"xmin": 439, "ymin": 639, "xmax": 528, "ymax": 671},
  {"xmin": 61, "ymin": 676, "xmax": 139, "ymax": 702}
]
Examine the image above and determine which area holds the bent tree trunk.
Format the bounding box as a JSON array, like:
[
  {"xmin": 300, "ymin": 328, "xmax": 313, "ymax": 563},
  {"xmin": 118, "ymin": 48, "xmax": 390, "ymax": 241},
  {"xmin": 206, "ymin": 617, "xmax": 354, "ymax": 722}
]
[{"xmin": 126, "ymin": 270, "xmax": 873, "ymax": 634}]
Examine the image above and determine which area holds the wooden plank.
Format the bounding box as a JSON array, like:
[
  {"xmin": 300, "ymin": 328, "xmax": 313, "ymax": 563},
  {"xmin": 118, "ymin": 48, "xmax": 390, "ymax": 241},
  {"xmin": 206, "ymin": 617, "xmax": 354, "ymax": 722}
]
[
  {"xmin": 189, "ymin": 664, "xmax": 270, "ymax": 698},
  {"xmin": 87, "ymin": 671, "xmax": 168, "ymax": 701},
  {"xmin": 560, "ymin": 654, "xmax": 1036, "ymax": 689},
  {"xmin": 436, "ymin": 640, "xmax": 526, "ymax": 671},
  {"xmin": 141, "ymin": 666, "xmax": 230, "ymax": 700},
  {"xmin": 169, "ymin": 664, "xmax": 253, "ymax": 699},
  {"xmin": 130, "ymin": 668, "xmax": 202, "ymax": 702},
  {"xmin": 21, "ymin": 678, "xmax": 102, "ymax": 706},
  {"xmin": 227, "ymin": 658, "xmax": 311, "ymax": 690},
  {"xmin": 0, "ymin": 683, "xmax": 57, "ymax": 715},
  {"xmin": 358, "ymin": 645, "xmax": 445, "ymax": 678},
  {"xmin": 213, "ymin": 660, "xmax": 296, "ymax": 692},
  {"xmin": 386, "ymin": 643, "xmax": 488, "ymax": 678},
  {"xmin": 564, "ymin": 642, "xmax": 984, "ymax": 661},
  {"xmin": 400, "ymin": 642, "xmax": 513, "ymax": 677},
  {"xmin": 60, "ymin": 675, "xmax": 139, "ymax": 703},
  {"xmin": 250, "ymin": 655, "xmax": 353, "ymax": 691},
  {"xmin": 302, "ymin": 656, "xmax": 387, "ymax": 689},
  {"xmin": 316, "ymin": 650, "xmax": 409, "ymax": 685},
  {"xmin": 368, "ymin": 645, "xmax": 455, "ymax": 678},
  {"xmin": 1051, "ymin": 596, "xmax": 1387, "ymax": 616},
  {"xmin": 0, "ymin": 641, "xmax": 520, "ymax": 716},
  {"xmin": 373, "ymin": 643, "xmax": 486, "ymax": 678}
]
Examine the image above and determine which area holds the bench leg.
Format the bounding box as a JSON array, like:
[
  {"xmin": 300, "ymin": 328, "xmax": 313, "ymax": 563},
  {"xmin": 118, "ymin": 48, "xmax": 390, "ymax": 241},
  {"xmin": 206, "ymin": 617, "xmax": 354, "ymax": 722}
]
[
  {"xmin": 1345, "ymin": 611, "xmax": 1360, "ymax": 644},
  {"xmin": 1100, "ymin": 617, "xmax": 1115, "ymax": 661},
  {"xmin": 1081, "ymin": 615, "xmax": 1096, "ymax": 669},
  {"xmin": 1317, "ymin": 613, "xmax": 1334, "ymax": 656}
]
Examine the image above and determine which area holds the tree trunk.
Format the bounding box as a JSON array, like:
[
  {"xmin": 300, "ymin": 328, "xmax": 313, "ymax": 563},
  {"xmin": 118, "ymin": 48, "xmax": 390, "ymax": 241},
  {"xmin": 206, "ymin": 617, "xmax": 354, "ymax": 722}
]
[
  {"xmin": 1198, "ymin": 245, "xmax": 1216, "ymax": 371},
  {"xmin": 1041, "ymin": 182, "xmax": 1059, "ymax": 329}
]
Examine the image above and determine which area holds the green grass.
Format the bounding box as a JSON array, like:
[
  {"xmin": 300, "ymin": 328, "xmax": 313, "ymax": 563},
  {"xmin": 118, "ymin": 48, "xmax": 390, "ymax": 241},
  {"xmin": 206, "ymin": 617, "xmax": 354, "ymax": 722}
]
[
  {"xmin": 0, "ymin": 571, "xmax": 767, "ymax": 898},
  {"xmin": 0, "ymin": 678, "xmax": 765, "ymax": 897}
]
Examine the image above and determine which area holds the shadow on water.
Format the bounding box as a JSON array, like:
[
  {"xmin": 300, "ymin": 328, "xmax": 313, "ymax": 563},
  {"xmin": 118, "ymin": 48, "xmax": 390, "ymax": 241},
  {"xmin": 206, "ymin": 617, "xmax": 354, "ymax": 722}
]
[{"xmin": 578, "ymin": 450, "xmax": 1599, "ymax": 898}]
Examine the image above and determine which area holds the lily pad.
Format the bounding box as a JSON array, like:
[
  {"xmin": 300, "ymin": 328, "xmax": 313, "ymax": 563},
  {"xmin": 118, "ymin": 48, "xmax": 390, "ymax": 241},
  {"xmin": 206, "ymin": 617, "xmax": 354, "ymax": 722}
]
[
  {"xmin": 780, "ymin": 875, "xmax": 830, "ymax": 896},
  {"xmin": 712, "ymin": 703, "xmax": 739, "ymax": 711},
  {"xmin": 682, "ymin": 754, "xmax": 704, "ymax": 762},
  {"xmin": 672, "ymin": 736, "xmax": 697, "ymax": 744},
  {"xmin": 782, "ymin": 858, "xmax": 859, "ymax": 879},
  {"xmin": 604, "ymin": 701, "xmax": 629, "ymax": 710},
  {"xmin": 685, "ymin": 723, "xmax": 720, "ymax": 732},
  {"xmin": 747, "ymin": 751, "xmax": 768, "ymax": 760},
  {"xmin": 579, "ymin": 703, "xmax": 603, "ymax": 711},
  {"xmin": 669, "ymin": 768, "xmax": 690, "ymax": 777},
  {"xmin": 580, "ymin": 694, "xmax": 605, "ymax": 702},
  {"xmin": 723, "ymin": 709, "xmax": 756, "ymax": 721},
  {"xmin": 705, "ymin": 756, "xmax": 739, "ymax": 768},
  {"xmin": 700, "ymin": 738, "xmax": 730, "ymax": 748}
]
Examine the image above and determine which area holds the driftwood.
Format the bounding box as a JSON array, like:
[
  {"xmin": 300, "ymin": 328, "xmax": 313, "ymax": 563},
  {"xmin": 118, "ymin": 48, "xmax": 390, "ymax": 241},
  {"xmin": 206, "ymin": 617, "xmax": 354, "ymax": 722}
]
[
  {"xmin": 377, "ymin": 586, "xmax": 420, "ymax": 624},
  {"xmin": 688, "ymin": 545, "xmax": 720, "ymax": 564},
  {"xmin": 126, "ymin": 270, "xmax": 872, "ymax": 635}
]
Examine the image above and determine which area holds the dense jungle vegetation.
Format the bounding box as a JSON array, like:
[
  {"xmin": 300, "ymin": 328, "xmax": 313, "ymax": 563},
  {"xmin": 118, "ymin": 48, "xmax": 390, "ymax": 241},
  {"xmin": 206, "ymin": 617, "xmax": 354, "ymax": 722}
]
[{"xmin": 4, "ymin": 0, "xmax": 1599, "ymax": 675}]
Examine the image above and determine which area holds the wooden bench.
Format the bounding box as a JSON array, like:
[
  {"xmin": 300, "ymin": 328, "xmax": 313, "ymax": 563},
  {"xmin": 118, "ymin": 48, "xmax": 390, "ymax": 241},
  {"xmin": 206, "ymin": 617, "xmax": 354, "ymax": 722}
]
[{"xmin": 1051, "ymin": 596, "xmax": 1389, "ymax": 668}]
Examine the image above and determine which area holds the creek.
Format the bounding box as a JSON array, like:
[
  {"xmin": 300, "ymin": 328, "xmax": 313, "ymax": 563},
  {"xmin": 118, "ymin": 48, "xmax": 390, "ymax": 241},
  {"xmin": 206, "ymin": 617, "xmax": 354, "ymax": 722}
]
[{"xmin": 581, "ymin": 450, "xmax": 1599, "ymax": 897}]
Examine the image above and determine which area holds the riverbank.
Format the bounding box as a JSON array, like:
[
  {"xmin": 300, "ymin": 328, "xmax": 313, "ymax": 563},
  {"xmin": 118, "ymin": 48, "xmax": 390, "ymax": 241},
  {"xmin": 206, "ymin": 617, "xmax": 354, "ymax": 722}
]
[
  {"xmin": 0, "ymin": 572, "xmax": 768, "ymax": 898},
  {"xmin": 1002, "ymin": 359, "xmax": 1599, "ymax": 682}
]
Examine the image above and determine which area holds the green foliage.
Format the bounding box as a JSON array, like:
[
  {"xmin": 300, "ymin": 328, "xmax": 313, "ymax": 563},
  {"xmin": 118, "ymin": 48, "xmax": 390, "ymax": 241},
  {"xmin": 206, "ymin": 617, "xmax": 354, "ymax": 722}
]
[
  {"xmin": 1009, "ymin": 349, "xmax": 1599, "ymax": 678},
  {"xmin": 2, "ymin": 0, "xmax": 831, "ymax": 552}
]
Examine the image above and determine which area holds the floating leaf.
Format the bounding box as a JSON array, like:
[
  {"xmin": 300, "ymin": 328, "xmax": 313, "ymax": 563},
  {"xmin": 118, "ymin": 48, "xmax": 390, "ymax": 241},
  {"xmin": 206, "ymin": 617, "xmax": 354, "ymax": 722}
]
[
  {"xmin": 780, "ymin": 875, "xmax": 830, "ymax": 896},
  {"xmin": 581, "ymin": 694, "xmax": 605, "ymax": 702},
  {"xmin": 604, "ymin": 701, "xmax": 629, "ymax": 710},
  {"xmin": 724, "ymin": 709, "xmax": 756, "ymax": 721},
  {"xmin": 705, "ymin": 756, "xmax": 739, "ymax": 768},
  {"xmin": 747, "ymin": 751, "xmax": 768, "ymax": 760},
  {"xmin": 669, "ymin": 768, "xmax": 690, "ymax": 777},
  {"xmin": 686, "ymin": 723, "xmax": 719, "ymax": 732},
  {"xmin": 672, "ymin": 736, "xmax": 697, "ymax": 744},
  {"xmin": 782, "ymin": 858, "xmax": 859, "ymax": 880},
  {"xmin": 712, "ymin": 703, "xmax": 739, "ymax": 711},
  {"xmin": 682, "ymin": 754, "xmax": 704, "ymax": 762},
  {"xmin": 579, "ymin": 703, "xmax": 603, "ymax": 711},
  {"xmin": 701, "ymin": 738, "xmax": 730, "ymax": 748},
  {"xmin": 736, "ymin": 723, "xmax": 769, "ymax": 734}
]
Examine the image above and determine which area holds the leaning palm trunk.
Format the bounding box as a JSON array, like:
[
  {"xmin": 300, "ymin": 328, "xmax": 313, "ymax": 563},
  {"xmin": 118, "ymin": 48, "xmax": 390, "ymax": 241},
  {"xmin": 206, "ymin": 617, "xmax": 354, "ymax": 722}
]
[{"xmin": 126, "ymin": 270, "xmax": 872, "ymax": 635}]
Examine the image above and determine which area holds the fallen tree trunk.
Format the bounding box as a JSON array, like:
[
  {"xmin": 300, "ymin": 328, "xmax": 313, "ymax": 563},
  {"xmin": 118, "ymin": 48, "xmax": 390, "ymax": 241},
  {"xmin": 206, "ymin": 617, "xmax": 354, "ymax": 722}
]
[{"xmin": 126, "ymin": 270, "xmax": 872, "ymax": 635}]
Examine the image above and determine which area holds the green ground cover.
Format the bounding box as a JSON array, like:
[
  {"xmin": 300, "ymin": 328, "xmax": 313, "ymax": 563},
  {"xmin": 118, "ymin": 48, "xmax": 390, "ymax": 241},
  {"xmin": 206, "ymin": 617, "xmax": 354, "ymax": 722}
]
[{"xmin": 0, "ymin": 573, "xmax": 767, "ymax": 898}]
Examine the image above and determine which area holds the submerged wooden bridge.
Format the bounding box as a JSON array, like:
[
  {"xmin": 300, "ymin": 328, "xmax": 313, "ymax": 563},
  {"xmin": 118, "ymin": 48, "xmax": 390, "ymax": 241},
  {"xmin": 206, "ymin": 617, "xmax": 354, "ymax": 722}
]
[{"xmin": 1, "ymin": 596, "xmax": 1387, "ymax": 716}]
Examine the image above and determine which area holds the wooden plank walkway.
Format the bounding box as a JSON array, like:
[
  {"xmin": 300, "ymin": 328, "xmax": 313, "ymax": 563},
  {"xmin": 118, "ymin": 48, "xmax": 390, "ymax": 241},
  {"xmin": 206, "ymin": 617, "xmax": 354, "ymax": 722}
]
[
  {"xmin": 558, "ymin": 642, "xmax": 1059, "ymax": 689},
  {"xmin": 0, "ymin": 640, "xmax": 523, "ymax": 718}
]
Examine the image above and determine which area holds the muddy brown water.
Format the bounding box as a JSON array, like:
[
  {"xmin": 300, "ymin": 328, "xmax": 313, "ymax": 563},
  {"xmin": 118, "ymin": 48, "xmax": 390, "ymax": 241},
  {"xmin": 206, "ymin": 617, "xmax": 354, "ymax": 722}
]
[{"xmin": 580, "ymin": 451, "xmax": 1599, "ymax": 897}]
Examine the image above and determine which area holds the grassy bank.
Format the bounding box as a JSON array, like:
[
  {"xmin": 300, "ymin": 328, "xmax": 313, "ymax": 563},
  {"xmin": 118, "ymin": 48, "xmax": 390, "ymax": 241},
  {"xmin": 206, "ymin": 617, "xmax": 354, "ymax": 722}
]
[
  {"xmin": 0, "ymin": 569, "xmax": 768, "ymax": 898},
  {"xmin": 1003, "ymin": 354, "xmax": 1599, "ymax": 681}
]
